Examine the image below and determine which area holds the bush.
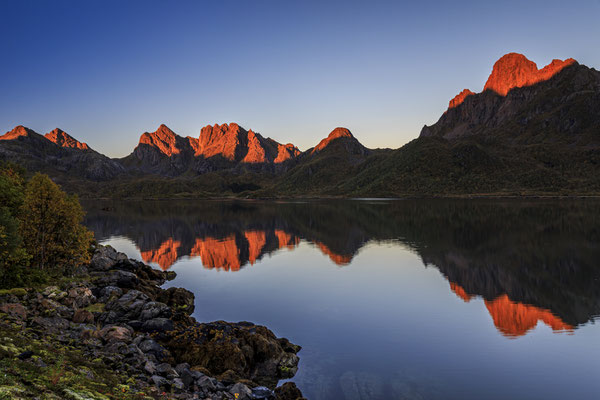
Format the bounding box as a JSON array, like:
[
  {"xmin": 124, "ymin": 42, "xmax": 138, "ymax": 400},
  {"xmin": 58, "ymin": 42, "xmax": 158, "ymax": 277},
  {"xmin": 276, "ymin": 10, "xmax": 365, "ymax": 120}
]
[{"xmin": 19, "ymin": 173, "xmax": 93, "ymax": 271}]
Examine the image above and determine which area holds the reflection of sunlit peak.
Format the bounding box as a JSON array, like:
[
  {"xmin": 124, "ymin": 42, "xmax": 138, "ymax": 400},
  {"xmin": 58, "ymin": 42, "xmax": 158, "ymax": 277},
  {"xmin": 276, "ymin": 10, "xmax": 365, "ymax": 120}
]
[
  {"xmin": 449, "ymin": 282, "xmax": 474, "ymax": 302},
  {"xmin": 484, "ymin": 295, "xmax": 574, "ymax": 338},
  {"xmin": 316, "ymin": 242, "xmax": 353, "ymax": 266},
  {"xmin": 140, "ymin": 238, "xmax": 181, "ymax": 270},
  {"xmin": 190, "ymin": 235, "xmax": 242, "ymax": 271},
  {"xmin": 244, "ymin": 230, "xmax": 267, "ymax": 264},
  {"xmin": 275, "ymin": 229, "xmax": 298, "ymax": 250},
  {"xmin": 448, "ymin": 282, "xmax": 573, "ymax": 338}
]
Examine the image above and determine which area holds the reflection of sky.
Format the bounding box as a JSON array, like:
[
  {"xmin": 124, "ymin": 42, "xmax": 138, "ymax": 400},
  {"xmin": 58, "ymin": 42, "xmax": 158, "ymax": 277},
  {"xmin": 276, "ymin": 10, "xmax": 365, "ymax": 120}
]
[{"xmin": 101, "ymin": 237, "xmax": 600, "ymax": 400}]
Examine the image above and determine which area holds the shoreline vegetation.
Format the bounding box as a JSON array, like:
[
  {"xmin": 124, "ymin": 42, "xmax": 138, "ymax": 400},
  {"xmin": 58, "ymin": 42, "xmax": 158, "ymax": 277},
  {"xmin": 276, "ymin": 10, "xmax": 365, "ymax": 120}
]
[{"xmin": 0, "ymin": 166, "xmax": 305, "ymax": 400}]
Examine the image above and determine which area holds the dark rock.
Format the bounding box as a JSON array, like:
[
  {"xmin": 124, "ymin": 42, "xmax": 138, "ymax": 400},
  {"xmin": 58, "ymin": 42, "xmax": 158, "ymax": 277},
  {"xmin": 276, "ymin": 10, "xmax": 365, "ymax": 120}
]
[
  {"xmin": 179, "ymin": 368, "xmax": 195, "ymax": 388},
  {"xmin": 156, "ymin": 287, "xmax": 195, "ymax": 315},
  {"xmin": 141, "ymin": 317, "xmax": 173, "ymax": 333},
  {"xmin": 156, "ymin": 362, "xmax": 178, "ymax": 379},
  {"xmin": 98, "ymin": 325, "xmax": 133, "ymax": 343},
  {"xmin": 98, "ymin": 286, "xmax": 123, "ymax": 303},
  {"xmin": 139, "ymin": 339, "xmax": 170, "ymax": 361},
  {"xmin": 151, "ymin": 375, "xmax": 170, "ymax": 389},
  {"xmin": 165, "ymin": 321, "xmax": 300, "ymax": 388},
  {"xmin": 274, "ymin": 382, "xmax": 305, "ymax": 400},
  {"xmin": 172, "ymin": 377, "xmax": 185, "ymax": 391},
  {"xmin": 230, "ymin": 382, "xmax": 252, "ymax": 400},
  {"xmin": 105, "ymin": 290, "xmax": 150, "ymax": 322},
  {"xmin": 139, "ymin": 301, "xmax": 171, "ymax": 321},
  {"xmin": 127, "ymin": 320, "xmax": 143, "ymax": 330},
  {"xmin": 31, "ymin": 317, "xmax": 70, "ymax": 332},
  {"xmin": 90, "ymin": 245, "xmax": 122, "ymax": 271},
  {"xmin": 73, "ymin": 309, "xmax": 94, "ymax": 324},
  {"xmin": 196, "ymin": 375, "xmax": 217, "ymax": 392},
  {"xmin": 67, "ymin": 287, "xmax": 96, "ymax": 308},
  {"xmin": 252, "ymin": 386, "xmax": 275, "ymax": 400},
  {"xmin": 104, "ymin": 341, "xmax": 130, "ymax": 355},
  {"xmin": 0, "ymin": 303, "xmax": 27, "ymax": 320},
  {"xmin": 144, "ymin": 360, "xmax": 156, "ymax": 375},
  {"xmin": 175, "ymin": 362, "xmax": 190, "ymax": 375}
]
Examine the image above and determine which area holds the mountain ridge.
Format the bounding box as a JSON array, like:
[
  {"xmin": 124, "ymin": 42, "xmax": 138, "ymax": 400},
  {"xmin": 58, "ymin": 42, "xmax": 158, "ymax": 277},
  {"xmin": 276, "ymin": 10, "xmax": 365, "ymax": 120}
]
[{"xmin": 2, "ymin": 52, "xmax": 599, "ymax": 197}]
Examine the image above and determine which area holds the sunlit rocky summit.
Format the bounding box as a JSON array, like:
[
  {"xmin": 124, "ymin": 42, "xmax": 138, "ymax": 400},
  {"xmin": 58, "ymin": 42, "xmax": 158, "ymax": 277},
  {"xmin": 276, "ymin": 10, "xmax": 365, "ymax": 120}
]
[{"xmin": 2, "ymin": 52, "xmax": 599, "ymax": 196}]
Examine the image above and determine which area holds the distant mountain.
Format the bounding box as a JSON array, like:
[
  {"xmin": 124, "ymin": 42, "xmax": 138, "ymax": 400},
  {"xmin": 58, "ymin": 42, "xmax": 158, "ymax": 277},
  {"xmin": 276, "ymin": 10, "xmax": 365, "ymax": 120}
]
[
  {"xmin": 0, "ymin": 126, "xmax": 124, "ymax": 181},
  {"xmin": 1, "ymin": 52, "xmax": 599, "ymax": 197},
  {"xmin": 272, "ymin": 127, "xmax": 374, "ymax": 195},
  {"xmin": 338, "ymin": 53, "xmax": 600, "ymax": 196},
  {"xmin": 421, "ymin": 53, "xmax": 599, "ymax": 143},
  {"xmin": 122, "ymin": 123, "xmax": 301, "ymax": 176}
]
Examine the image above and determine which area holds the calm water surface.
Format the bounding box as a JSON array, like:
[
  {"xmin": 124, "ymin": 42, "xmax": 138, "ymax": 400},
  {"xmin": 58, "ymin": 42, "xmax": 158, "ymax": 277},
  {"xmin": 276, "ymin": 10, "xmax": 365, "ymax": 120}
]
[{"xmin": 82, "ymin": 199, "xmax": 600, "ymax": 400}]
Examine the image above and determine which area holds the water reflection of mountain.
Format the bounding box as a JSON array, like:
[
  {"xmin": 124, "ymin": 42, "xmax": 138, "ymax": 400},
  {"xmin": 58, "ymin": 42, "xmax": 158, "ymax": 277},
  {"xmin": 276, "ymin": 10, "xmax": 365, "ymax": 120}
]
[{"xmin": 83, "ymin": 199, "xmax": 600, "ymax": 336}]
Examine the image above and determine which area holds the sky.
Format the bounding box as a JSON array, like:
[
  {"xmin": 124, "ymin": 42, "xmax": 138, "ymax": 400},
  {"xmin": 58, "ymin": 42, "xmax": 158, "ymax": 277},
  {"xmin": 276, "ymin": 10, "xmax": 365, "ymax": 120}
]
[{"xmin": 1, "ymin": 0, "xmax": 599, "ymax": 157}]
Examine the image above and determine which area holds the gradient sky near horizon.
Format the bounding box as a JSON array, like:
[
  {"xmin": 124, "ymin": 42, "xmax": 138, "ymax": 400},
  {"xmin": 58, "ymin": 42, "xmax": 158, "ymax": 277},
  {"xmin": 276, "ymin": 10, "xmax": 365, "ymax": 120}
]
[{"xmin": 2, "ymin": 0, "xmax": 599, "ymax": 157}]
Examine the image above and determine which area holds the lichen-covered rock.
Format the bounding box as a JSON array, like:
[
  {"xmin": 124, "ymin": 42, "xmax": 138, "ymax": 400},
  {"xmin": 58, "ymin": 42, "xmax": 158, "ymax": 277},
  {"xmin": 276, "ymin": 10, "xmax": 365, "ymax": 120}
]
[
  {"xmin": 164, "ymin": 321, "xmax": 300, "ymax": 388},
  {"xmin": 156, "ymin": 287, "xmax": 195, "ymax": 315}
]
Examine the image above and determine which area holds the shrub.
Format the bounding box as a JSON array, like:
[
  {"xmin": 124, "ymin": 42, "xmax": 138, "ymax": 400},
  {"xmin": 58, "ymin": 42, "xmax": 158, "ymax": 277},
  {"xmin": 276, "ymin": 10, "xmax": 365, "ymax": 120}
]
[{"xmin": 19, "ymin": 173, "xmax": 93, "ymax": 271}]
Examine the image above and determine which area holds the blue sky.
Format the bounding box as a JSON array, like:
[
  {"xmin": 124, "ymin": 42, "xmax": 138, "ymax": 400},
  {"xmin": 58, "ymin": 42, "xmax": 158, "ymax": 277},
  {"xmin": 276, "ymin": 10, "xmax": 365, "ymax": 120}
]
[{"xmin": 1, "ymin": 0, "xmax": 599, "ymax": 157}]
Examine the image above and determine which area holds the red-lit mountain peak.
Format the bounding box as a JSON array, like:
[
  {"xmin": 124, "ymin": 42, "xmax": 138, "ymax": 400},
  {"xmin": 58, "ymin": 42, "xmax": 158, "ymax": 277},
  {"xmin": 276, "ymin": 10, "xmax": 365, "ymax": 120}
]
[
  {"xmin": 448, "ymin": 89, "xmax": 475, "ymax": 109},
  {"xmin": 45, "ymin": 128, "xmax": 90, "ymax": 150},
  {"xmin": 483, "ymin": 52, "xmax": 576, "ymax": 96},
  {"xmin": 138, "ymin": 124, "xmax": 183, "ymax": 156},
  {"xmin": 312, "ymin": 127, "xmax": 355, "ymax": 154},
  {"xmin": 0, "ymin": 125, "xmax": 39, "ymax": 140}
]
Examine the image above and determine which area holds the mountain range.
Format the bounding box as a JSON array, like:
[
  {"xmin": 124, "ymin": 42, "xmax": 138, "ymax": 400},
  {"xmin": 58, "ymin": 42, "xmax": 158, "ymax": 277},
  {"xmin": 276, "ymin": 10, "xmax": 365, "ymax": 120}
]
[{"xmin": 2, "ymin": 52, "xmax": 599, "ymax": 197}]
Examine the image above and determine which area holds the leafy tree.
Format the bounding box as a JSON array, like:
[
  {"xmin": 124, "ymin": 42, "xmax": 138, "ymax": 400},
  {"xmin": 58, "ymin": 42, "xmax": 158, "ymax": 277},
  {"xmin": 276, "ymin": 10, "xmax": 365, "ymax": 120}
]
[
  {"xmin": 20, "ymin": 173, "xmax": 93, "ymax": 270},
  {"xmin": 0, "ymin": 163, "xmax": 30, "ymax": 286},
  {"xmin": 0, "ymin": 161, "xmax": 25, "ymax": 215}
]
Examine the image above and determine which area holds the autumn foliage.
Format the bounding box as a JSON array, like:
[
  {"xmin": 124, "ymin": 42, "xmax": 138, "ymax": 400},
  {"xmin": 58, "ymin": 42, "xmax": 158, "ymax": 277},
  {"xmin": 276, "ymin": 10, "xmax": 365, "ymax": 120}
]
[{"xmin": 0, "ymin": 166, "xmax": 93, "ymax": 287}]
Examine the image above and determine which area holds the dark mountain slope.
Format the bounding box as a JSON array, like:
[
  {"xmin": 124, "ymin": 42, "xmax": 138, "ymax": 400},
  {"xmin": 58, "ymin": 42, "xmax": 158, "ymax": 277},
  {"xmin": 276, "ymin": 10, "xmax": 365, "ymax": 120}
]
[
  {"xmin": 270, "ymin": 127, "xmax": 375, "ymax": 195},
  {"xmin": 0, "ymin": 126, "xmax": 125, "ymax": 181}
]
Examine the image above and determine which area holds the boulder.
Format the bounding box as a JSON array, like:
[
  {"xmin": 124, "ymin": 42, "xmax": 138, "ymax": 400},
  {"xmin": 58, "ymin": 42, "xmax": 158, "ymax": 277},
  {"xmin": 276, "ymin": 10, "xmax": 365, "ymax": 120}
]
[
  {"xmin": 151, "ymin": 375, "xmax": 169, "ymax": 389},
  {"xmin": 67, "ymin": 287, "xmax": 96, "ymax": 308},
  {"xmin": 73, "ymin": 309, "xmax": 94, "ymax": 324},
  {"xmin": 139, "ymin": 301, "xmax": 172, "ymax": 321},
  {"xmin": 104, "ymin": 290, "xmax": 150, "ymax": 321},
  {"xmin": 230, "ymin": 382, "xmax": 253, "ymax": 400},
  {"xmin": 156, "ymin": 287, "xmax": 195, "ymax": 315},
  {"xmin": 252, "ymin": 386, "xmax": 276, "ymax": 400},
  {"xmin": 98, "ymin": 325, "xmax": 133, "ymax": 343},
  {"xmin": 274, "ymin": 382, "xmax": 305, "ymax": 400},
  {"xmin": 139, "ymin": 339, "xmax": 171, "ymax": 361},
  {"xmin": 164, "ymin": 321, "xmax": 301, "ymax": 388},
  {"xmin": 0, "ymin": 303, "xmax": 27, "ymax": 320},
  {"xmin": 141, "ymin": 318, "xmax": 174, "ymax": 333},
  {"xmin": 97, "ymin": 286, "xmax": 123, "ymax": 303},
  {"xmin": 155, "ymin": 362, "xmax": 178, "ymax": 379}
]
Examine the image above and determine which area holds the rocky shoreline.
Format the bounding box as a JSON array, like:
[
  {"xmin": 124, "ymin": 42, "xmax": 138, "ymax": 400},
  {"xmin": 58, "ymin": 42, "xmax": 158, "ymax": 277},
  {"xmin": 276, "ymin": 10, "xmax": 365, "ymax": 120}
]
[{"xmin": 0, "ymin": 245, "xmax": 305, "ymax": 400}]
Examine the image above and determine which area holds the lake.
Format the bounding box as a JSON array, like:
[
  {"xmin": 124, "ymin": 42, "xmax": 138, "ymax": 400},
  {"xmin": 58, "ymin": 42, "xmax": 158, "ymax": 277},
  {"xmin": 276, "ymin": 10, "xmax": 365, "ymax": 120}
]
[{"xmin": 82, "ymin": 199, "xmax": 600, "ymax": 400}]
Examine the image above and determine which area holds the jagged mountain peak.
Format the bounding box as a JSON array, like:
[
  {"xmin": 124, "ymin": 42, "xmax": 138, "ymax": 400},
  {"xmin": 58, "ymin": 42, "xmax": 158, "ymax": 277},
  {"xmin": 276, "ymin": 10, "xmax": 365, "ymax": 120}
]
[
  {"xmin": 0, "ymin": 125, "xmax": 40, "ymax": 140},
  {"xmin": 45, "ymin": 128, "xmax": 91, "ymax": 150},
  {"xmin": 446, "ymin": 53, "xmax": 577, "ymax": 110},
  {"xmin": 483, "ymin": 52, "xmax": 576, "ymax": 96},
  {"xmin": 448, "ymin": 89, "xmax": 475, "ymax": 109}
]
